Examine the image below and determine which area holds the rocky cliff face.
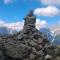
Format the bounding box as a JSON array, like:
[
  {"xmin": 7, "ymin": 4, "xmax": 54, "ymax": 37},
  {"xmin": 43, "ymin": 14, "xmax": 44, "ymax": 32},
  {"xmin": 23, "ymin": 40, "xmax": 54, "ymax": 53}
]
[{"xmin": 0, "ymin": 11, "xmax": 59, "ymax": 60}]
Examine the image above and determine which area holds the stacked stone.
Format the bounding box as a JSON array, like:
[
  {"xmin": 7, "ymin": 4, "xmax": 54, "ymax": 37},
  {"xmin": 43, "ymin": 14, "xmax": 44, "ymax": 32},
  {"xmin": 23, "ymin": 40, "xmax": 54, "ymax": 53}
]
[
  {"xmin": 0, "ymin": 11, "xmax": 59, "ymax": 60},
  {"xmin": 15, "ymin": 11, "xmax": 58, "ymax": 60}
]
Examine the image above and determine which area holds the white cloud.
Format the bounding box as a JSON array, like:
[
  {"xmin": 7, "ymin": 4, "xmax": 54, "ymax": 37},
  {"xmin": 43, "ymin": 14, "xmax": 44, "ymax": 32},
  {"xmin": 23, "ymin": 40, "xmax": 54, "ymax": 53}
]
[
  {"xmin": 0, "ymin": 19, "xmax": 47, "ymax": 31},
  {"xmin": 4, "ymin": 0, "xmax": 15, "ymax": 4},
  {"xmin": 7, "ymin": 21, "xmax": 24, "ymax": 31},
  {"xmin": 34, "ymin": 6, "xmax": 60, "ymax": 16},
  {"xmin": 50, "ymin": 24, "xmax": 60, "ymax": 36},
  {"xmin": 0, "ymin": 20, "xmax": 5, "ymax": 24},
  {"xmin": 36, "ymin": 19, "xmax": 47, "ymax": 30},
  {"xmin": 0, "ymin": 19, "xmax": 24, "ymax": 31},
  {"xmin": 41, "ymin": 0, "xmax": 60, "ymax": 6}
]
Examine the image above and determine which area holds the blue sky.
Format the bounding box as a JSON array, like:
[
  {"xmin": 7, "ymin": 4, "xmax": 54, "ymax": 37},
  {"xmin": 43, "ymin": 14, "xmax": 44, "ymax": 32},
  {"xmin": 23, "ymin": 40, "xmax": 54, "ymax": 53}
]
[
  {"xmin": 0, "ymin": 0, "xmax": 41, "ymax": 22},
  {"xmin": 0, "ymin": 0, "xmax": 60, "ymax": 29},
  {"xmin": 0, "ymin": 0, "xmax": 59, "ymax": 44}
]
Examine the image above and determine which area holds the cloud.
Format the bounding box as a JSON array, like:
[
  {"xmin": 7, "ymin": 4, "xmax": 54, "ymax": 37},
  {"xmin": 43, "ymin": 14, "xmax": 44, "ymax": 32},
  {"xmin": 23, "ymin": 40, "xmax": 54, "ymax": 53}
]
[
  {"xmin": 0, "ymin": 20, "xmax": 5, "ymax": 24},
  {"xmin": 0, "ymin": 19, "xmax": 47, "ymax": 31},
  {"xmin": 7, "ymin": 21, "xmax": 24, "ymax": 31},
  {"xmin": 34, "ymin": 6, "xmax": 60, "ymax": 16},
  {"xmin": 41, "ymin": 0, "xmax": 60, "ymax": 6},
  {"xmin": 50, "ymin": 24, "xmax": 60, "ymax": 36},
  {"xmin": 0, "ymin": 19, "xmax": 24, "ymax": 31},
  {"xmin": 4, "ymin": 0, "xmax": 15, "ymax": 4},
  {"xmin": 36, "ymin": 19, "xmax": 47, "ymax": 30},
  {"xmin": 0, "ymin": 19, "xmax": 59, "ymax": 36}
]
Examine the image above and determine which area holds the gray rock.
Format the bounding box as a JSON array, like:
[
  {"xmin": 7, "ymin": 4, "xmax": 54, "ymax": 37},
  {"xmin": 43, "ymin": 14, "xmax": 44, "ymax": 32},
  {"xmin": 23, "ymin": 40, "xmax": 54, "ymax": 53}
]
[
  {"xmin": 45, "ymin": 55, "xmax": 52, "ymax": 60},
  {"xmin": 0, "ymin": 10, "xmax": 59, "ymax": 60}
]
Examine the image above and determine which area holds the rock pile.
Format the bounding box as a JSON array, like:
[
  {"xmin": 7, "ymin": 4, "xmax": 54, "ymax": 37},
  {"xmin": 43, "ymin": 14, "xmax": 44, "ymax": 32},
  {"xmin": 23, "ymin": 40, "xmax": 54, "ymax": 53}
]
[{"xmin": 0, "ymin": 11, "xmax": 59, "ymax": 60}]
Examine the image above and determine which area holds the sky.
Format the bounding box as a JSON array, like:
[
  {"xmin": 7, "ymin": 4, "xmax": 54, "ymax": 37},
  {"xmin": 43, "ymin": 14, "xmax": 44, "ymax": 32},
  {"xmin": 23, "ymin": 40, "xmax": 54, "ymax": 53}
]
[{"xmin": 0, "ymin": 0, "xmax": 60, "ymax": 32}]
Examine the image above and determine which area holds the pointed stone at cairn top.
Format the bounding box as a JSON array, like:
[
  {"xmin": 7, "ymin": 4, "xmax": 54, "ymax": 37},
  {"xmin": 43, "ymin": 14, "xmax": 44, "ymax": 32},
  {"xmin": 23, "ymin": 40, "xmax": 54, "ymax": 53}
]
[
  {"xmin": 28, "ymin": 10, "xmax": 34, "ymax": 16},
  {"xmin": 24, "ymin": 10, "xmax": 36, "ymax": 27}
]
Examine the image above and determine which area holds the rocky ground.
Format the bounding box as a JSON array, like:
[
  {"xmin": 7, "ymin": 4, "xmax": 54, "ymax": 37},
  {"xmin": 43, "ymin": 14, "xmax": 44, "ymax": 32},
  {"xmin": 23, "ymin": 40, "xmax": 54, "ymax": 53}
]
[{"xmin": 0, "ymin": 11, "xmax": 59, "ymax": 60}]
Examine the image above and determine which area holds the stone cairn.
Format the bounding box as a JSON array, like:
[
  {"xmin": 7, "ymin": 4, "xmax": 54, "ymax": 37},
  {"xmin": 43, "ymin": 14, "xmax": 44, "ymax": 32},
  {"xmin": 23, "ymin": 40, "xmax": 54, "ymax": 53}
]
[{"xmin": 0, "ymin": 11, "xmax": 59, "ymax": 60}]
